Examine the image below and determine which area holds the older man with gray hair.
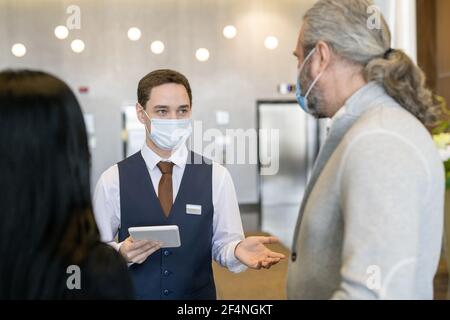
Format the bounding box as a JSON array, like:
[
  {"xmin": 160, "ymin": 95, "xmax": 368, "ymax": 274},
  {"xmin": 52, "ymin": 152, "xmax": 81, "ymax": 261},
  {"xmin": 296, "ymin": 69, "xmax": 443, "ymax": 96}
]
[{"xmin": 288, "ymin": 0, "xmax": 444, "ymax": 299}]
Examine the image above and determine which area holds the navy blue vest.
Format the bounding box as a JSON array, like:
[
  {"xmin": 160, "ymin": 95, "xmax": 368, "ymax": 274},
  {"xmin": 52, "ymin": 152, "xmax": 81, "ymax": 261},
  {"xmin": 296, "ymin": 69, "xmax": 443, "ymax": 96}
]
[{"xmin": 117, "ymin": 151, "xmax": 216, "ymax": 300}]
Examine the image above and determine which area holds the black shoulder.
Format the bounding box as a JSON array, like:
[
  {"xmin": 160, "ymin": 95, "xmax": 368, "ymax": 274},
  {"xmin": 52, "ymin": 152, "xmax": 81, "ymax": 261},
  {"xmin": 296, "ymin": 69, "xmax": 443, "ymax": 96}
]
[{"xmin": 65, "ymin": 243, "xmax": 135, "ymax": 300}]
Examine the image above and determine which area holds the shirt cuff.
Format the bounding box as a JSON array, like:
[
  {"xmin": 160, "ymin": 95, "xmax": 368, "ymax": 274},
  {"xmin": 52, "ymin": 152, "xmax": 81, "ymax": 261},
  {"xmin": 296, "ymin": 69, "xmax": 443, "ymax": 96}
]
[
  {"xmin": 108, "ymin": 241, "xmax": 134, "ymax": 267},
  {"xmin": 107, "ymin": 241, "xmax": 122, "ymax": 252},
  {"xmin": 227, "ymin": 240, "xmax": 248, "ymax": 273}
]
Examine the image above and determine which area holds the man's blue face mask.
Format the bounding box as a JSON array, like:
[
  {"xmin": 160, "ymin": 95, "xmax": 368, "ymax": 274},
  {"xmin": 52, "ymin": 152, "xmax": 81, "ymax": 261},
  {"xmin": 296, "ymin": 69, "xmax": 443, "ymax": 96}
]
[{"xmin": 296, "ymin": 47, "xmax": 324, "ymax": 114}]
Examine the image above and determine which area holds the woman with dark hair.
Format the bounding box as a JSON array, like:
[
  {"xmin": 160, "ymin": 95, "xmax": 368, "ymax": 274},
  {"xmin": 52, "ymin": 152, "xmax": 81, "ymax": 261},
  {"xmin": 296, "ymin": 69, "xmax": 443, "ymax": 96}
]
[{"xmin": 0, "ymin": 70, "xmax": 134, "ymax": 299}]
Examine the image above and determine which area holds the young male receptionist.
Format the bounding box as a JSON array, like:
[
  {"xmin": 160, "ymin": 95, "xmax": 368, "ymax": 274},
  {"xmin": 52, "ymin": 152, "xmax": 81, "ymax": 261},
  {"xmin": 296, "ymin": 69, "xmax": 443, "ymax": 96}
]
[{"xmin": 93, "ymin": 69, "xmax": 285, "ymax": 300}]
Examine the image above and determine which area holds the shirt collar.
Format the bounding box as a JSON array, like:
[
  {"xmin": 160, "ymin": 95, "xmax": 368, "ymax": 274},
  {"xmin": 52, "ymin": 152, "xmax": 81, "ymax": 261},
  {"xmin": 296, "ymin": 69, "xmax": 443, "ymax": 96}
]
[
  {"xmin": 326, "ymin": 81, "xmax": 385, "ymax": 134},
  {"xmin": 343, "ymin": 81, "xmax": 387, "ymax": 117},
  {"xmin": 326, "ymin": 105, "xmax": 347, "ymax": 135},
  {"xmin": 141, "ymin": 143, "xmax": 188, "ymax": 171}
]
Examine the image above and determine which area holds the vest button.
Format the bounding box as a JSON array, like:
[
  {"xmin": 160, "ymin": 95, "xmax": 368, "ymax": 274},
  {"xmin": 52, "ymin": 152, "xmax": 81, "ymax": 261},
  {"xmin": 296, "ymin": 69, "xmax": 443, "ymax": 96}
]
[
  {"xmin": 163, "ymin": 250, "xmax": 170, "ymax": 256},
  {"xmin": 291, "ymin": 252, "xmax": 297, "ymax": 262},
  {"xmin": 163, "ymin": 270, "xmax": 170, "ymax": 276},
  {"xmin": 163, "ymin": 289, "xmax": 169, "ymax": 296}
]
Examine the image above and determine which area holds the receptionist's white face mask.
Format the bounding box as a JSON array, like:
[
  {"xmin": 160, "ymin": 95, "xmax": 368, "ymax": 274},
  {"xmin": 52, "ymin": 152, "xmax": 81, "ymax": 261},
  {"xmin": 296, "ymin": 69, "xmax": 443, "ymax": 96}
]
[{"xmin": 142, "ymin": 110, "xmax": 192, "ymax": 151}]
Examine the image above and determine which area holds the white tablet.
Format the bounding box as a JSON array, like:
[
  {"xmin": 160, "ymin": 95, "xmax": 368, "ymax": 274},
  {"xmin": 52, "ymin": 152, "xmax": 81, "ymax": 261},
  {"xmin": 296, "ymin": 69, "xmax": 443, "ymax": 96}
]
[{"xmin": 128, "ymin": 225, "xmax": 181, "ymax": 248}]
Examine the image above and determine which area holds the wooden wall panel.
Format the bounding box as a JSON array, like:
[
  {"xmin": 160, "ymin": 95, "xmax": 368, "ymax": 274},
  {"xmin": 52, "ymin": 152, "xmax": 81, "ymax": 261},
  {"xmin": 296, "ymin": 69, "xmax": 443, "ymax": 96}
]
[
  {"xmin": 436, "ymin": 0, "xmax": 450, "ymax": 105},
  {"xmin": 417, "ymin": 0, "xmax": 437, "ymax": 90}
]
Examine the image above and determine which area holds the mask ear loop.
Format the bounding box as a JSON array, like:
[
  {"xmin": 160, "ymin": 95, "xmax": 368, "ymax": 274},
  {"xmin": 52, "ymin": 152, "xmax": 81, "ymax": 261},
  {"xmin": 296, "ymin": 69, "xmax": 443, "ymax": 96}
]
[
  {"xmin": 304, "ymin": 71, "xmax": 324, "ymax": 99},
  {"xmin": 139, "ymin": 105, "xmax": 152, "ymax": 136},
  {"xmin": 298, "ymin": 47, "xmax": 317, "ymax": 76},
  {"xmin": 139, "ymin": 104, "xmax": 150, "ymax": 120},
  {"xmin": 300, "ymin": 48, "xmax": 324, "ymax": 99}
]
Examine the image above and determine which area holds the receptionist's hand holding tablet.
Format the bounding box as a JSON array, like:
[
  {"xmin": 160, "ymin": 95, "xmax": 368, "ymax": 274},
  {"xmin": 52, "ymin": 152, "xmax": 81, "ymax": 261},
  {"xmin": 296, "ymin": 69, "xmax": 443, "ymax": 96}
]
[
  {"xmin": 128, "ymin": 225, "xmax": 181, "ymax": 248},
  {"xmin": 117, "ymin": 225, "xmax": 180, "ymax": 265}
]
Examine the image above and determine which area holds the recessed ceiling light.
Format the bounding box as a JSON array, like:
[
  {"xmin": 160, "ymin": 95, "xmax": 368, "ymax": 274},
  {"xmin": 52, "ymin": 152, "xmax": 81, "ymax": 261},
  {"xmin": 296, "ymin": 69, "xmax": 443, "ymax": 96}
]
[
  {"xmin": 264, "ymin": 36, "xmax": 279, "ymax": 50},
  {"xmin": 127, "ymin": 27, "xmax": 142, "ymax": 41},
  {"xmin": 223, "ymin": 25, "xmax": 237, "ymax": 39},
  {"xmin": 196, "ymin": 48, "xmax": 210, "ymax": 62},
  {"xmin": 11, "ymin": 43, "xmax": 26, "ymax": 57},
  {"xmin": 54, "ymin": 25, "xmax": 69, "ymax": 40},
  {"xmin": 71, "ymin": 39, "xmax": 85, "ymax": 53},
  {"xmin": 150, "ymin": 40, "xmax": 165, "ymax": 54}
]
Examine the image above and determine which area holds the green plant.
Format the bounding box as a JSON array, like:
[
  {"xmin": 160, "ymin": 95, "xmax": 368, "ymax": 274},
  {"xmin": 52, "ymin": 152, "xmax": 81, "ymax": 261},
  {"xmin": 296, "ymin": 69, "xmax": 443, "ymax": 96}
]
[{"xmin": 432, "ymin": 96, "xmax": 450, "ymax": 188}]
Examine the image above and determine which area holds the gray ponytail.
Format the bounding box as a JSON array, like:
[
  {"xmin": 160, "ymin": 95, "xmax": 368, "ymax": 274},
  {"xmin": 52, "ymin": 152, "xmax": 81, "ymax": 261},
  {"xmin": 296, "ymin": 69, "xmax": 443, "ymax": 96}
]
[
  {"xmin": 364, "ymin": 49, "xmax": 439, "ymax": 126},
  {"xmin": 303, "ymin": 0, "xmax": 440, "ymax": 126}
]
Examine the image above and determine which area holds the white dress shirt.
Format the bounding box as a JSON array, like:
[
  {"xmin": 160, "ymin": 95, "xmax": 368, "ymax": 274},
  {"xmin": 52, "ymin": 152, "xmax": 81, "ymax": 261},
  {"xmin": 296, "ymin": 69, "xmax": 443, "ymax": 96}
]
[{"xmin": 93, "ymin": 143, "xmax": 247, "ymax": 273}]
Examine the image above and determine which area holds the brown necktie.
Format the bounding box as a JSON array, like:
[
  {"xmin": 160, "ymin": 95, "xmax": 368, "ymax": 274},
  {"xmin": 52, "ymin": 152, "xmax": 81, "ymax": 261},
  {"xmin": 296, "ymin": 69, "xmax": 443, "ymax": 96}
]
[{"xmin": 157, "ymin": 161, "xmax": 174, "ymax": 217}]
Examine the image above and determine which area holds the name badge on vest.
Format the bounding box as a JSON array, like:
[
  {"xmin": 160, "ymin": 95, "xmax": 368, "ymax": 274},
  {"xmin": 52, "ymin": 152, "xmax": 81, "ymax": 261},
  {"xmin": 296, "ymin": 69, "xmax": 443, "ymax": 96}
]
[{"xmin": 186, "ymin": 204, "xmax": 202, "ymax": 215}]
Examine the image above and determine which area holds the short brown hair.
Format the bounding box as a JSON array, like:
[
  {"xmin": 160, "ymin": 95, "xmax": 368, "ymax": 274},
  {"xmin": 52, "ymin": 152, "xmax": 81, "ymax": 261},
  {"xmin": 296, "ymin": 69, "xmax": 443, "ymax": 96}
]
[{"xmin": 137, "ymin": 69, "xmax": 192, "ymax": 108}]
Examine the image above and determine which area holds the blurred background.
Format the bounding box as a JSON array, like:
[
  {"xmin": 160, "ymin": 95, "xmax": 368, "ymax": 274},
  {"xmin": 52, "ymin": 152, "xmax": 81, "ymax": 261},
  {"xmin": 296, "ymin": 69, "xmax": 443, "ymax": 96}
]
[{"xmin": 1, "ymin": 0, "xmax": 449, "ymax": 299}]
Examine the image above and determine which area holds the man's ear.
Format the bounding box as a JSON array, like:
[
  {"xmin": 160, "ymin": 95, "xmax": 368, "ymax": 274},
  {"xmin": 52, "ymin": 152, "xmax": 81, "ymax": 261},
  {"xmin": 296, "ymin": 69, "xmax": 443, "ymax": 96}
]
[
  {"xmin": 311, "ymin": 40, "xmax": 331, "ymax": 76},
  {"xmin": 135, "ymin": 103, "xmax": 147, "ymax": 125}
]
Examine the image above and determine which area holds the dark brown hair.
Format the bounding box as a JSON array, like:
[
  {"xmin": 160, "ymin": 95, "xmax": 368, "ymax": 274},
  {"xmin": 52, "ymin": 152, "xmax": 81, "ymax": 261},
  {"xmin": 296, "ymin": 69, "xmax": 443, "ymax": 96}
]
[
  {"xmin": 137, "ymin": 69, "xmax": 192, "ymax": 108},
  {"xmin": 0, "ymin": 70, "xmax": 100, "ymax": 298}
]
